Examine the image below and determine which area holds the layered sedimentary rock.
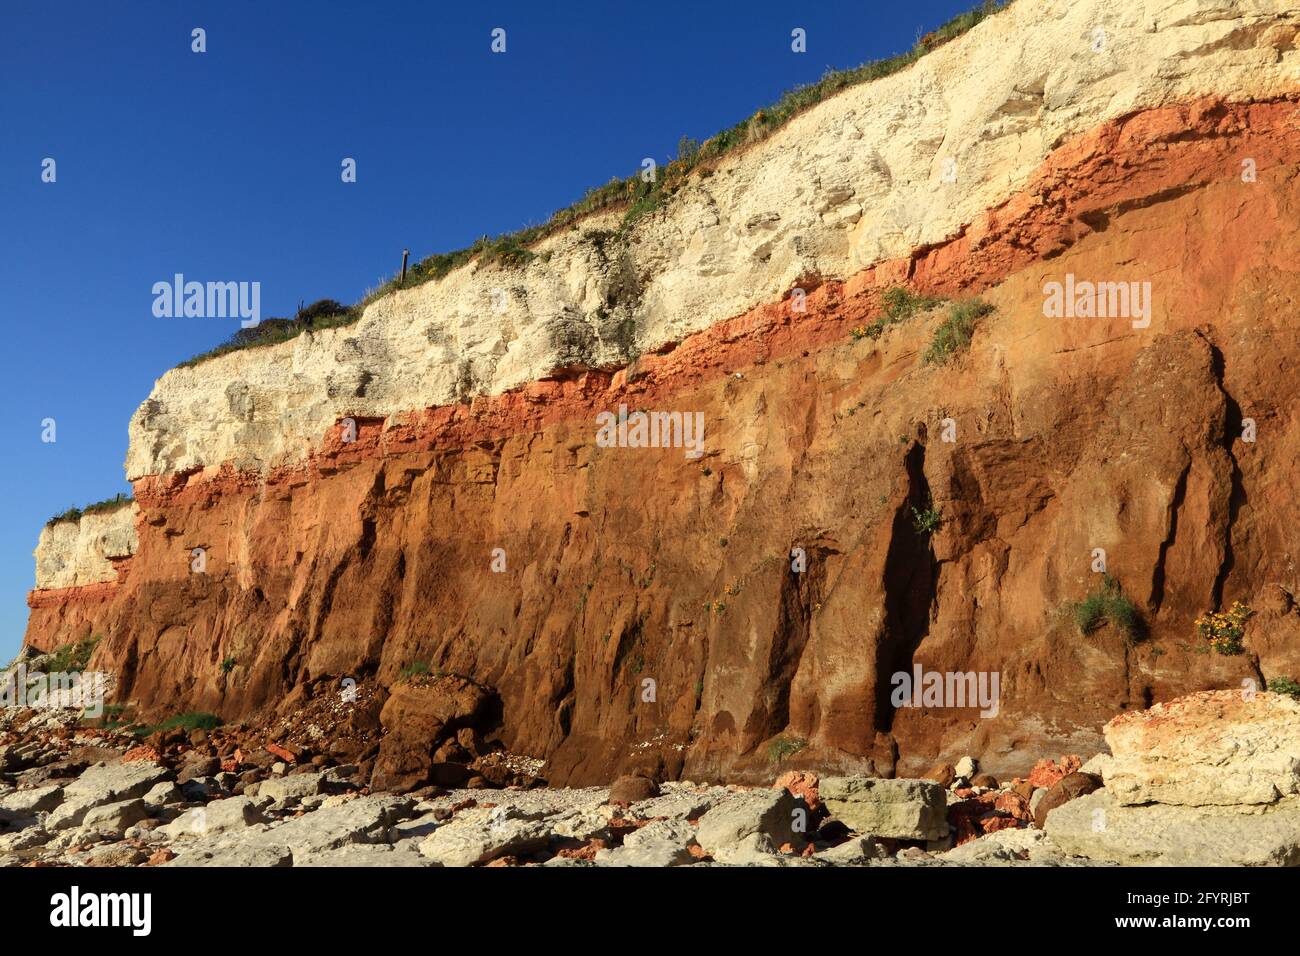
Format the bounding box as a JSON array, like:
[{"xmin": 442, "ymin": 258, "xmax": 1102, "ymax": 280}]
[
  {"xmin": 25, "ymin": 504, "xmax": 136, "ymax": 655},
  {"xmin": 23, "ymin": 0, "xmax": 1300, "ymax": 785}
]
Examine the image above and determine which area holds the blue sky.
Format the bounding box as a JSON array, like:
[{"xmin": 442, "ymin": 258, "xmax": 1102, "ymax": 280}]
[{"xmin": 0, "ymin": 0, "xmax": 984, "ymax": 659}]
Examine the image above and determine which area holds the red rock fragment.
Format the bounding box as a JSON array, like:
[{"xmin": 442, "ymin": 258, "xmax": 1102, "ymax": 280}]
[{"xmin": 774, "ymin": 770, "xmax": 820, "ymax": 811}]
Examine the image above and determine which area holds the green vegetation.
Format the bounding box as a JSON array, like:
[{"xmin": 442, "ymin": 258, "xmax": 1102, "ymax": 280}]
[
  {"xmin": 398, "ymin": 661, "xmax": 432, "ymax": 679},
  {"xmin": 177, "ymin": 299, "xmax": 361, "ymax": 368},
  {"xmin": 911, "ymin": 500, "xmax": 942, "ymax": 535},
  {"xmin": 46, "ymin": 494, "xmax": 133, "ymax": 528},
  {"xmin": 178, "ymin": 1, "xmax": 1018, "ymax": 369},
  {"xmin": 923, "ymin": 299, "xmax": 996, "ymax": 365},
  {"xmin": 220, "ymin": 656, "xmax": 237, "ymax": 675},
  {"xmin": 43, "ymin": 635, "xmax": 100, "ymax": 673},
  {"xmin": 1267, "ymin": 676, "xmax": 1300, "ymax": 700},
  {"xmin": 1072, "ymin": 576, "xmax": 1142, "ymax": 642},
  {"xmin": 83, "ymin": 703, "xmax": 133, "ymax": 731},
  {"xmin": 130, "ymin": 711, "xmax": 223, "ymax": 736},
  {"xmin": 1195, "ymin": 602, "xmax": 1253, "ymax": 656},
  {"xmin": 767, "ymin": 736, "xmax": 806, "ymax": 764},
  {"xmin": 852, "ymin": 286, "xmax": 946, "ymax": 340}
]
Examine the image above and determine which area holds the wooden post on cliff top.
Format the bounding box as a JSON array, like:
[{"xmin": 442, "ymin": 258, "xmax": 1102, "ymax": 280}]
[{"xmin": 401, "ymin": 249, "xmax": 409, "ymax": 285}]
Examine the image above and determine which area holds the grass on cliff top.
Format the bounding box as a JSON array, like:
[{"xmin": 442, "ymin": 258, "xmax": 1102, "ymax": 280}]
[
  {"xmin": 177, "ymin": 0, "xmax": 1018, "ymax": 370},
  {"xmin": 176, "ymin": 298, "xmax": 360, "ymax": 369},
  {"xmin": 45, "ymin": 493, "xmax": 134, "ymax": 528}
]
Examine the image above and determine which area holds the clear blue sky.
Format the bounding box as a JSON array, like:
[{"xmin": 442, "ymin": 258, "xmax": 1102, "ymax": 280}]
[{"xmin": 0, "ymin": 0, "xmax": 983, "ymax": 660}]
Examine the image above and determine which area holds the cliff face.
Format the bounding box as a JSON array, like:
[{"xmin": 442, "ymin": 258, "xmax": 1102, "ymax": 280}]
[
  {"xmin": 26, "ymin": 505, "xmax": 136, "ymax": 656},
  {"xmin": 24, "ymin": 0, "xmax": 1300, "ymax": 784}
]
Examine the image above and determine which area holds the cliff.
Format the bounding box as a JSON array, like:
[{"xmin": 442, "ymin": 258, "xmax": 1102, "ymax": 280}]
[{"xmin": 23, "ymin": 0, "xmax": 1300, "ymax": 785}]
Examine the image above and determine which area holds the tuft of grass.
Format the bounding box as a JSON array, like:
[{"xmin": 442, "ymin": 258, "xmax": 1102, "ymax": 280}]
[
  {"xmin": 175, "ymin": 1, "xmax": 1018, "ymax": 370},
  {"xmin": 46, "ymin": 494, "xmax": 133, "ymax": 528},
  {"xmin": 131, "ymin": 711, "xmax": 223, "ymax": 736},
  {"xmin": 923, "ymin": 299, "xmax": 995, "ymax": 365},
  {"xmin": 398, "ymin": 661, "xmax": 432, "ymax": 679},
  {"xmin": 1072, "ymin": 576, "xmax": 1142, "ymax": 642},
  {"xmin": 43, "ymin": 635, "xmax": 100, "ymax": 673},
  {"xmin": 767, "ymin": 736, "xmax": 806, "ymax": 764},
  {"xmin": 1268, "ymin": 676, "xmax": 1300, "ymax": 700}
]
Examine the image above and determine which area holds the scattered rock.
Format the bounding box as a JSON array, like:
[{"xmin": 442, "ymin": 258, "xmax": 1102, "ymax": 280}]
[
  {"xmin": 165, "ymin": 842, "xmax": 293, "ymax": 868},
  {"xmin": 143, "ymin": 782, "xmax": 184, "ymax": 806},
  {"xmin": 87, "ymin": 843, "xmax": 148, "ymax": 867},
  {"xmin": 608, "ymin": 774, "xmax": 659, "ymax": 805},
  {"xmin": 774, "ymin": 770, "xmax": 820, "ymax": 811},
  {"xmin": 814, "ymin": 835, "xmax": 882, "ymax": 864},
  {"xmin": 371, "ymin": 676, "xmax": 496, "ymax": 792},
  {"xmin": 78, "ymin": 797, "xmax": 149, "ymax": 836},
  {"xmin": 259, "ymin": 771, "xmax": 326, "ymax": 805},
  {"xmin": 695, "ymin": 788, "xmax": 806, "ymax": 855},
  {"xmin": 0, "ymin": 785, "xmax": 63, "ymax": 816},
  {"xmin": 417, "ymin": 806, "xmax": 551, "ymax": 866},
  {"xmin": 821, "ymin": 777, "xmax": 948, "ymax": 841},
  {"xmin": 162, "ymin": 796, "xmax": 268, "ymax": 839},
  {"xmin": 1033, "ymin": 772, "xmax": 1103, "ymax": 829},
  {"xmin": 924, "ymin": 763, "xmax": 956, "ymax": 788},
  {"xmin": 1027, "ymin": 755, "xmax": 1082, "ymax": 789},
  {"xmin": 46, "ymin": 762, "xmax": 172, "ymax": 831}
]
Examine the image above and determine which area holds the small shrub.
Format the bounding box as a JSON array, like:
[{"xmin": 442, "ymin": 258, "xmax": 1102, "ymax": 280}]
[
  {"xmin": 1072, "ymin": 576, "xmax": 1142, "ymax": 642},
  {"xmin": 220, "ymin": 656, "xmax": 237, "ymax": 675},
  {"xmin": 911, "ymin": 501, "xmax": 942, "ymax": 535},
  {"xmin": 1267, "ymin": 676, "xmax": 1300, "ymax": 700},
  {"xmin": 924, "ymin": 299, "xmax": 995, "ymax": 365},
  {"xmin": 882, "ymin": 286, "xmax": 944, "ymax": 323},
  {"xmin": 1195, "ymin": 602, "xmax": 1253, "ymax": 655},
  {"xmin": 852, "ymin": 287, "xmax": 945, "ymax": 341},
  {"xmin": 768, "ymin": 736, "xmax": 806, "ymax": 764}
]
